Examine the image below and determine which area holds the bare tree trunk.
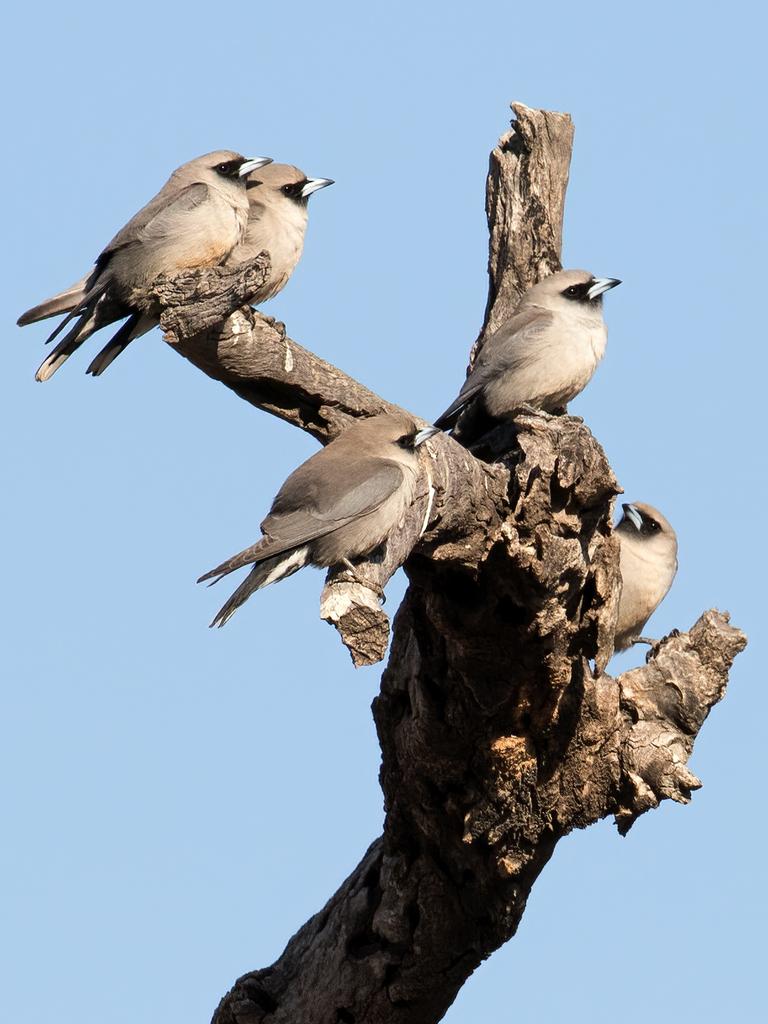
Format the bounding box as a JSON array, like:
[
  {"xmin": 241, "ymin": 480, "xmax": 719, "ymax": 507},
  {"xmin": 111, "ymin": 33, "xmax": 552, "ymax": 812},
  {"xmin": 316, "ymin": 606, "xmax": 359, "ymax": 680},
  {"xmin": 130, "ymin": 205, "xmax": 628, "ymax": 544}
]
[{"xmin": 146, "ymin": 102, "xmax": 746, "ymax": 1024}]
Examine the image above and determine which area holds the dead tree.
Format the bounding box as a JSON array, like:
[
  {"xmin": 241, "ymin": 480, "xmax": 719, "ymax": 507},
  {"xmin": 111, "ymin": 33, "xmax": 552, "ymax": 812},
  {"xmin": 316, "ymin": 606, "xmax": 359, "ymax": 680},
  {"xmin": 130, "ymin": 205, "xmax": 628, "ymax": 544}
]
[{"xmin": 144, "ymin": 103, "xmax": 746, "ymax": 1023}]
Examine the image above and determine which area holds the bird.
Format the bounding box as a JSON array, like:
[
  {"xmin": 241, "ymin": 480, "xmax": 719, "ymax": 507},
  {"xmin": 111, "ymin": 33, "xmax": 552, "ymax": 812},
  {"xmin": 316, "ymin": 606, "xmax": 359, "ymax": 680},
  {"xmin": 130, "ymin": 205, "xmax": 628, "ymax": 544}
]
[
  {"xmin": 18, "ymin": 150, "xmax": 273, "ymax": 381},
  {"xmin": 614, "ymin": 502, "xmax": 678, "ymax": 652},
  {"xmin": 434, "ymin": 269, "xmax": 621, "ymax": 441},
  {"xmin": 198, "ymin": 412, "xmax": 439, "ymax": 627},
  {"xmin": 227, "ymin": 162, "xmax": 334, "ymax": 302},
  {"xmin": 87, "ymin": 163, "xmax": 334, "ymax": 375}
]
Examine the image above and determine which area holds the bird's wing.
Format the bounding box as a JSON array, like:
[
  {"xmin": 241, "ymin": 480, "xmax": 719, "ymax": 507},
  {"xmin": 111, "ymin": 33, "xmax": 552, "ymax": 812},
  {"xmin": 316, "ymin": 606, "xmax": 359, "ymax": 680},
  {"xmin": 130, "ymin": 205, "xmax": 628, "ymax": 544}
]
[
  {"xmin": 474, "ymin": 307, "xmax": 556, "ymax": 378},
  {"xmin": 100, "ymin": 182, "xmax": 212, "ymax": 255},
  {"xmin": 271, "ymin": 457, "xmax": 404, "ymax": 539},
  {"xmin": 199, "ymin": 459, "xmax": 404, "ymax": 584},
  {"xmin": 434, "ymin": 307, "xmax": 554, "ymax": 427}
]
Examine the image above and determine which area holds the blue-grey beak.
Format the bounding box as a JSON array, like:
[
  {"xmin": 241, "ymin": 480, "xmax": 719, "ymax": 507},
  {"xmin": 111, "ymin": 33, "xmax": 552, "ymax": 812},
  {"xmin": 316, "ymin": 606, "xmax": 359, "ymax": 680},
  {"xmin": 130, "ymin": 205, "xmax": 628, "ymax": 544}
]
[
  {"xmin": 301, "ymin": 177, "xmax": 335, "ymax": 198},
  {"xmin": 622, "ymin": 503, "xmax": 643, "ymax": 531},
  {"xmin": 587, "ymin": 277, "xmax": 621, "ymax": 300},
  {"xmin": 238, "ymin": 157, "xmax": 273, "ymax": 177},
  {"xmin": 414, "ymin": 425, "xmax": 441, "ymax": 447}
]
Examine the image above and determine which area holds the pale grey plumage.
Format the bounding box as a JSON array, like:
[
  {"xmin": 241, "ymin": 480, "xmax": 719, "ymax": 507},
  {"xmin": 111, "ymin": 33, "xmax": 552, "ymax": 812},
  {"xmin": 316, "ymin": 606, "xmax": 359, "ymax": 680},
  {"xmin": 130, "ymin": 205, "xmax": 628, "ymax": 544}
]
[
  {"xmin": 198, "ymin": 413, "xmax": 437, "ymax": 627},
  {"xmin": 18, "ymin": 150, "xmax": 272, "ymax": 381},
  {"xmin": 82, "ymin": 164, "xmax": 333, "ymax": 376},
  {"xmin": 614, "ymin": 502, "xmax": 678, "ymax": 652},
  {"xmin": 435, "ymin": 269, "xmax": 621, "ymax": 438},
  {"xmin": 227, "ymin": 163, "xmax": 333, "ymax": 302}
]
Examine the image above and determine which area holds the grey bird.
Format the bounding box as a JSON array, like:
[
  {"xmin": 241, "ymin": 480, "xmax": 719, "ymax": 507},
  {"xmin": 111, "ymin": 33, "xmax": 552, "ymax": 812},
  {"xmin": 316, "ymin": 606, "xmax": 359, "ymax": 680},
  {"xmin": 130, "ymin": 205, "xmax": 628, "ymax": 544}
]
[
  {"xmin": 434, "ymin": 269, "xmax": 621, "ymax": 440},
  {"xmin": 614, "ymin": 502, "xmax": 678, "ymax": 652},
  {"xmin": 227, "ymin": 163, "xmax": 333, "ymax": 302},
  {"xmin": 18, "ymin": 150, "xmax": 272, "ymax": 381},
  {"xmin": 83, "ymin": 163, "xmax": 332, "ymax": 374},
  {"xmin": 198, "ymin": 412, "xmax": 439, "ymax": 627}
]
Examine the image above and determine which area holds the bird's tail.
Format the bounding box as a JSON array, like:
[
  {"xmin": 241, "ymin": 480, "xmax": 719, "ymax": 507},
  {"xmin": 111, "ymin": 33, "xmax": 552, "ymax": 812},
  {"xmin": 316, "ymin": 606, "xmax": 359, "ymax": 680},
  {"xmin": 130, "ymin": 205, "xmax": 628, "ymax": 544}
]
[
  {"xmin": 86, "ymin": 312, "xmax": 155, "ymax": 376},
  {"xmin": 433, "ymin": 402, "xmax": 466, "ymax": 431},
  {"xmin": 33, "ymin": 290, "xmax": 141, "ymax": 382},
  {"xmin": 434, "ymin": 389, "xmax": 479, "ymax": 431},
  {"xmin": 34, "ymin": 310, "xmax": 102, "ymax": 382},
  {"xmin": 204, "ymin": 546, "xmax": 310, "ymax": 627},
  {"xmin": 17, "ymin": 276, "xmax": 91, "ymax": 326}
]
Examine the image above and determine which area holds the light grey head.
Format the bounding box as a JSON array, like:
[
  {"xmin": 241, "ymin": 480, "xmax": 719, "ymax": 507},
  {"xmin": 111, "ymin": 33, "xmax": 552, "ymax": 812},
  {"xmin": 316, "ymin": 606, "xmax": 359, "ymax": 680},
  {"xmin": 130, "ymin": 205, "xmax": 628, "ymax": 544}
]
[
  {"xmin": 519, "ymin": 268, "xmax": 621, "ymax": 317},
  {"xmin": 169, "ymin": 150, "xmax": 273, "ymax": 196},
  {"xmin": 244, "ymin": 163, "xmax": 334, "ymax": 210},
  {"xmin": 344, "ymin": 412, "xmax": 440, "ymax": 453},
  {"xmin": 616, "ymin": 501, "xmax": 678, "ymax": 562},
  {"xmin": 227, "ymin": 163, "xmax": 333, "ymax": 298}
]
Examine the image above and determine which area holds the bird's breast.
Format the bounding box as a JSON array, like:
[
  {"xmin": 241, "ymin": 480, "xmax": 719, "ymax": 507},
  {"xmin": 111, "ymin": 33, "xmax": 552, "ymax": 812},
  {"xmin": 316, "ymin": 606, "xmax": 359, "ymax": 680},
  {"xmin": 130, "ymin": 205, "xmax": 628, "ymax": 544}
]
[
  {"xmin": 231, "ymin": 202, "xmax": 308, "ymax": 303},
  {"xmin": 616, "ymin": 540, "xmax": 676, "ymax": 641},
  {"xmin": 484, "ymin": 317, "xmax": 607, "ymax": 414}
]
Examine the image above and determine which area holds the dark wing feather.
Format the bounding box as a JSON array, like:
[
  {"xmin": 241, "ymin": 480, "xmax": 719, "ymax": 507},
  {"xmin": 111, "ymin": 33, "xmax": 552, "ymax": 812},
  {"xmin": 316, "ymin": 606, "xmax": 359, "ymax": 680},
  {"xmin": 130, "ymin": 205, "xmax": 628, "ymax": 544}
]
[{"xmin": 270, "ymin": 457, "xmax": 403, "ymax": 529}]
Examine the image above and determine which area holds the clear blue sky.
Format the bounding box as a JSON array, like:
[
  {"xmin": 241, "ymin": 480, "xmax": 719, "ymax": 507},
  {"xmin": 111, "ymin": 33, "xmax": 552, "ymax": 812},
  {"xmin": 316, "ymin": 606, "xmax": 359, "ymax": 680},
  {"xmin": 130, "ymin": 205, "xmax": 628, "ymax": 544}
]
[{"xmin": 3, "ymin": 2, "xmax": 765, "ymax": 1021}]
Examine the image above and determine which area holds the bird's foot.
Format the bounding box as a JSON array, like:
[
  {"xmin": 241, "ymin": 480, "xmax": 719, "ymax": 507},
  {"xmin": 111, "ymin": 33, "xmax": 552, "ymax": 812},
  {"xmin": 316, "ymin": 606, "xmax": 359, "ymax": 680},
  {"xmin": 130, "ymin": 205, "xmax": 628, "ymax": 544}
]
[
  {"xmin": 258, "ymin": 313, "xmax": 287, "ymax": 338},
  {"xmin": 550, "ymin": 405, "xmax": 583, "ymax": 422},
  {"xmin": 637, "ymin": 629, "xmax": 681, "ymax": 663},
  {"xmin": 516, "ymin": 403, "xmax": 554, "ymax": 419}
]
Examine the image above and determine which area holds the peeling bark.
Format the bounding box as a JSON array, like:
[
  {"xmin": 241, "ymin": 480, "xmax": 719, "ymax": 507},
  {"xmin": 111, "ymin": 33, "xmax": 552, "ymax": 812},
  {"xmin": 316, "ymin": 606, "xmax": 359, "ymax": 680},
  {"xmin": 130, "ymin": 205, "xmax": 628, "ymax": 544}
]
[
  {"xmin": 474, "ymin": 102, "xmax": 573, "ymax": 357},
  {"xmin": 210, "ymin": 610, "xmax": 744, "ymax": 1024},
  {"xmin": 141, "ymin": 102, "xmax": 745, "ymax": 1023}
]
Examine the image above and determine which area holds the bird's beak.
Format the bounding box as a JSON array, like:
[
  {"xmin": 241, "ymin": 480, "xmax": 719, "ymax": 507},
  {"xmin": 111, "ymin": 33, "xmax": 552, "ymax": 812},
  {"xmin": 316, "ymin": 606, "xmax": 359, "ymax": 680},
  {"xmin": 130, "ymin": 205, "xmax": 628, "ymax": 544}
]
[
  {"xmin": 622, "ymin": 503, "xmax": 643, "ymax": 531},
  {"xmin": 414, "ymin": 425, "xmax": 441, "ymax": 447},
  {"xmin": 301, "ymin": 177, "xmax": 334, "ymax": 198},
  {"xmin": 587, "ymin": 277, "xmax": 622, "ymax": 300},
  {"xmin": 239, "ymin": 157, "xmax": 273, "ymax": 177}
]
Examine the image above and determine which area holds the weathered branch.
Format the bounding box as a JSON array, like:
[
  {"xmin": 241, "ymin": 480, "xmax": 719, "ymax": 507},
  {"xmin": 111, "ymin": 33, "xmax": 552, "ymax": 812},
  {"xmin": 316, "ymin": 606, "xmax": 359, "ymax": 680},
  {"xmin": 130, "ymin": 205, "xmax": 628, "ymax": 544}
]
[
  {"xmin": 141, "ymin": 103, "xmax": 746, "ymax": 1023},
  {"xmin": 206, "ymin": 405, "xmax": 745, "ymax": 1024},
  {"xmin": 474, "ymin": 101, "xmax": 573, "ymax": 357},
  {"xmin": 210, "ymin": 611, "xmax": 744, "ymax": 1024},
  {"xmin": 164, "ymin": 304, "xmax": 392, "ymax": 444},
  {"xmin": 147, "ymin": 253, "xmax": 272, "ymax": 338}
]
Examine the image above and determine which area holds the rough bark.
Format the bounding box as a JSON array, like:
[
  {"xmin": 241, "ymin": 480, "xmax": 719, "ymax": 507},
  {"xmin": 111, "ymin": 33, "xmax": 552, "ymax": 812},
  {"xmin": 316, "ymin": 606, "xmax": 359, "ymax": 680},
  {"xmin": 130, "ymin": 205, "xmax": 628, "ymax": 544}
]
[
  {"xmin": 473, "ymin": 102, "xmax": 573, "ymax": 359},
  {"xmin": 210, "ymin": 611, "xmax": 743, "ymax": 1024},
  {"xmin": 145, "ymin": 101, "xmax": 745, "ymax": 1023}
]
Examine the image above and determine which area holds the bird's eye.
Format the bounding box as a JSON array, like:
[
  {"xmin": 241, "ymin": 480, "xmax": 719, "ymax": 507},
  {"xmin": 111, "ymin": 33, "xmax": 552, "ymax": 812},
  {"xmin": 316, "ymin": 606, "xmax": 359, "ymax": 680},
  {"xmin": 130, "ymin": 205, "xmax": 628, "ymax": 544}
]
[
  {"xmin": 396, "ymin": 433, "xmax": 414, "ymax": 449},
  {"xmin": 281, "ymin": 181, "xmax": 309, "ymax": 200},
  {"xmin": 566, "ymin": 286, "xmax": 579, "ymax": 296},
  {"xmin": 216, "ymin": 161, "xmax": 236, "ymax": 176},
  {"xmin": 645, "ymin": 518, "xmax": 661, "ymax": 532}
]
